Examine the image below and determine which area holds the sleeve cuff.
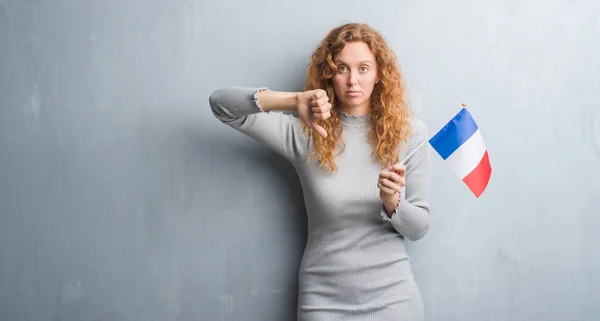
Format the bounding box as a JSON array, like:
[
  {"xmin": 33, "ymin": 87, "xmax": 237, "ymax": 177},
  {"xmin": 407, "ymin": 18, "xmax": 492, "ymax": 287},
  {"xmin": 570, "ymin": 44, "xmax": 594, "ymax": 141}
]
[
  {"xmin": 380, "ymin": 188, "xmax": 406, "ymax": 222},
  {"xmin": 253, "ymin": 87, "xmax": 270, "ymax": 112}
]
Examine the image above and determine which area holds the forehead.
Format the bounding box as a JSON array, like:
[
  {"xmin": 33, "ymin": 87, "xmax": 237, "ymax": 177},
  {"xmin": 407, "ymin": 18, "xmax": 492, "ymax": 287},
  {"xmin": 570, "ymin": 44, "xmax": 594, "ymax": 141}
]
[{"xmin": 334, "ymin": 42, "xmax": 376, "ymax": 63}]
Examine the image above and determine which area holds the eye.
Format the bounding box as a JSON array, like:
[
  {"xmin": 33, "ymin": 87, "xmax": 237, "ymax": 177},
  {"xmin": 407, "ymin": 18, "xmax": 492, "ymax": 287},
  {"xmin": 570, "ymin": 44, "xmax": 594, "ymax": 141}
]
[
  {"xmin": 337, "ymin": 65, "xmax": 348, "ymax": 72},
  {"xmin": 360, "ymin": 66, "xmax": 369, "ymax": 73}
]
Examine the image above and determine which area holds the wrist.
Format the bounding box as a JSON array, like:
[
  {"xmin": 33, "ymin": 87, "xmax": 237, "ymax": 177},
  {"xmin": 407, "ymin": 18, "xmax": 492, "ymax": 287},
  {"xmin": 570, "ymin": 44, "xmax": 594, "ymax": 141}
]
[
  {"xmin": 258, "ymin": 90, "xmax": 299, "ymax": 111},
  {"xmin": 383, "ymin": 196, "xmax": 399, "ymax": 217},
  {"xmin": 294, "ymin": 92, "xmax": 302, "ymax": 111}
]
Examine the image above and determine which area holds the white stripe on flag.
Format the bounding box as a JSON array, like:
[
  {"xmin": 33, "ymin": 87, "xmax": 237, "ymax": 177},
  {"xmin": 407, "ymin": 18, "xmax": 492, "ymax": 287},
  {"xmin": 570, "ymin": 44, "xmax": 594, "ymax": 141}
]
[{"xmin": 445, "ymin": 129, "xmax": 487, "ymax": 179}]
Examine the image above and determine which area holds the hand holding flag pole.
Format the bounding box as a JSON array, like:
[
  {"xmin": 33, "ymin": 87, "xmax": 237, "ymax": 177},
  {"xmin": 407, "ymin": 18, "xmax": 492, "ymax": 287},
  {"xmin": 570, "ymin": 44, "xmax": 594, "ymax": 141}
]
[{"xmin": 401, "ymin": 103, "xmax": 492, "ymax": 198}]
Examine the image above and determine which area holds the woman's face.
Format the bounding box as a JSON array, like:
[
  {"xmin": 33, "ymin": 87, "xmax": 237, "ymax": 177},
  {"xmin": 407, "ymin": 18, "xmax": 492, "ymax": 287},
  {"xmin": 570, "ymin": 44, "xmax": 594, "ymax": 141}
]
[{"xmin": 332, "ymin": 41, "xmax": 379, "ymax": 114}]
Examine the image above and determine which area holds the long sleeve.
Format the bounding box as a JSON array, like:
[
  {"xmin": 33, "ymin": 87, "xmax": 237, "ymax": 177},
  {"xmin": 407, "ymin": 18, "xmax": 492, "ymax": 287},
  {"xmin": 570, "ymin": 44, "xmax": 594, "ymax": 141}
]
[
  {"xmin": 380, "ymin": 118, "xmax": 431, "ymax": 241},
  {"xmin": 209, "ymin": 86, "xmax": 311, "ymax": 163}
]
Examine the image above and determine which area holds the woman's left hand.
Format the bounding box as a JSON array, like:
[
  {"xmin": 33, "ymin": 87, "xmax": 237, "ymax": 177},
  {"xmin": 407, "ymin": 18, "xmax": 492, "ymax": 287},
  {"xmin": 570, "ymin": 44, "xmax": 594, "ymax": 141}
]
[{"xmin": 378, "ymin": 163, "xmax": 406, "ymax": 206}]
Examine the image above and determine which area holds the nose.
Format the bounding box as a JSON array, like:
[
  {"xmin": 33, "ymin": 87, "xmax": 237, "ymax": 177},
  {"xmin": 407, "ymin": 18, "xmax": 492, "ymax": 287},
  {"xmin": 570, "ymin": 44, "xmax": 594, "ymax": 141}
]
[{"xmin": 347, "ymin": 70, "xmax": 358, "ymax": 86}]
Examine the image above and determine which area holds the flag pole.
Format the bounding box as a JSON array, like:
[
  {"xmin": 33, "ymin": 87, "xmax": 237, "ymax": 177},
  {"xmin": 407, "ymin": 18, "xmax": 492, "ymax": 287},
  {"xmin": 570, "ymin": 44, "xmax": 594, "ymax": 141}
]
[{"xmin": 400, "ymin": 140, "xmax": 427, "ymax": 164}]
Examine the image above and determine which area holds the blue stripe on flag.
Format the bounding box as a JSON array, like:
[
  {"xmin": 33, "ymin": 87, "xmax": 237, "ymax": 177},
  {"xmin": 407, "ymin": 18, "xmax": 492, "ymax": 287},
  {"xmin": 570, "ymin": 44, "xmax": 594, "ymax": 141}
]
[{"xmin": 428, "ymin": 108, "xmax": 479, "ymax": 160}]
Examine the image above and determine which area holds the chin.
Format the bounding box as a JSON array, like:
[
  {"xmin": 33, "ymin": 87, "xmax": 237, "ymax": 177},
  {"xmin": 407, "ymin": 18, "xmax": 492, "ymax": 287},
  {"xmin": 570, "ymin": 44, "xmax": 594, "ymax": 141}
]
[{"xmin": 342, "ymin": 98, "xmax": 367, "ymax": 107}]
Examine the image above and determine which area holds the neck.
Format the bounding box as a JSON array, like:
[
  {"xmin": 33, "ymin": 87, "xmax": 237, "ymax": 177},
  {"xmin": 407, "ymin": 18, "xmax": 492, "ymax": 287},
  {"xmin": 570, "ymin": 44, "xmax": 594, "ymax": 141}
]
[{"xmin": 339, "ymin": 101, "xmax": 371, "ymax": 116}]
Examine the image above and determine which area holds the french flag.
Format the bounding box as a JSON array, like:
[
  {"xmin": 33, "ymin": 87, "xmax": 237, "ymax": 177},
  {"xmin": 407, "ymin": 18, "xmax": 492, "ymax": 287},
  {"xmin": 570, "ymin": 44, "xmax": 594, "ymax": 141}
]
[{"xmin": 429, "ymin": 108, "xmax": 492, "ymax": 198}]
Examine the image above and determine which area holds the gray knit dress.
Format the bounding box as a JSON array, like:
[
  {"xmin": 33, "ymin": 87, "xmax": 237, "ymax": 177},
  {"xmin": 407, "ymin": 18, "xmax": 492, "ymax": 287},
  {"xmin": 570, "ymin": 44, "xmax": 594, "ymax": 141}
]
[{"xmin": 209, "ymin": 86, "xmax": 431, "ymax": 321}]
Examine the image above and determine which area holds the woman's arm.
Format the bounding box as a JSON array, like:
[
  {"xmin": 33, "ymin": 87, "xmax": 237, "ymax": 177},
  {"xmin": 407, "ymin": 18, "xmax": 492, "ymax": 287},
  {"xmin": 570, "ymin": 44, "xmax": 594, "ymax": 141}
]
[
  {"xmin": 252, "ymin": 90, "xmax": 299, "ymax": 112},
  {"xmin": 209, "ymin": 86, "xmax": 308, "ymax": 162},
  {"xmin": 380, "ymin": 118, "xmax": 431, "ymax": 241}
]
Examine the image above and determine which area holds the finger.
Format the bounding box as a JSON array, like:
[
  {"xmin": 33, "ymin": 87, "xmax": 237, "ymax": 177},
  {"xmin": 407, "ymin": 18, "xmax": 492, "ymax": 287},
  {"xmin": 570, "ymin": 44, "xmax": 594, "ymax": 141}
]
[
  {"xmin": 390, "ymin": 164, "xmax": 406, "ymax": 174},
  {"xmin": 310, "ymin": 96, "xmax": 330, "ymax": 109},
  {"xmin": 312, "ymin": 103, "xmax": 331, "ymax": 119},
  {"xmin": 311, "ymin": 103, "xmax": 330, "ymax": 113},
  {"xmin": 313, "ymin": 111, "xmax": 331, "ymax": 120},
  {"xmin": 313, "ymin": 89, "xmax": 325, "ymax": 100},
  {"xmin": 388, "ymin": 164, "xmax": 406, "ymax": 176},
  {"xmin": 312, "ymin": 122, "xmax": 328, "ymax": 138},
  {"xmin": 379, "ymin": 171, "xmax": 401, "ymax": 183},
  {"xmin": 317, "ymin": 94, "xmax": 330, "ymax": 106},
  {"xmin": 380, "ymin": 178, "xmax": 399, "ymax": 189},
  {"xmin": 381, "ymin": 176, "xmax": 405, "ymax": 189},
  {"xmin": 311, "ymin": 91, "xmax": 329, "ymax": 105},
  {"xmin": 377, "ymin": 182, "xmax": 397, "ymax": 195},
  {"xmin": 379, "ymin": 178, "xmax": 400, "ymax": 191}
]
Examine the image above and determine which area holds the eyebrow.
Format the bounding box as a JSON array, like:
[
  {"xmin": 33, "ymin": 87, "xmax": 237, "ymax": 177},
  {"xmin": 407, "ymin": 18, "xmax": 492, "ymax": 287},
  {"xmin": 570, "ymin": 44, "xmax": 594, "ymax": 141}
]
[{"xmin": 334, "ymin": 59, "xmax": 374, "ymax": 65}]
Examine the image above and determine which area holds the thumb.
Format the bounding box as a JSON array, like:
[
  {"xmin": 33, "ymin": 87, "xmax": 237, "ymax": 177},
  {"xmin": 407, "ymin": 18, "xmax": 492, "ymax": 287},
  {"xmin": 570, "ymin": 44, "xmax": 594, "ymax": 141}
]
[
  {"xmin": 313, "ymin": 89, "xmax": 323, "ymax": 100},
  {"xmin": 389, "ymin": 163, "xmax": 406, "ymax": 174},
  {"xmin": 311, "ymin": 121, "xmax": 328, "ymax": 138}
]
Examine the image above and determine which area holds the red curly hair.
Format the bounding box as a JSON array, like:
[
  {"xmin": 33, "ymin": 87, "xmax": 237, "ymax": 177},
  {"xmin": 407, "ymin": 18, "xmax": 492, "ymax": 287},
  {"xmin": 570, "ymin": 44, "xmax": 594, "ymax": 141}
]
[{"xmin": 302, "ymin": 23, "xmax": 412, "ymax": 172}]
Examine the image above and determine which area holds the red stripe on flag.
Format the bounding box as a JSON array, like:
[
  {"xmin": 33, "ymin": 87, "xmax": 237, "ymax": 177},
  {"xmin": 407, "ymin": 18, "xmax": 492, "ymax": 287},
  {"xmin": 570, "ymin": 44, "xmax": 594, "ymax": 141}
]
[{"xmin": 462, "ymin": 150, "xmax": 491, "ymax": 198}]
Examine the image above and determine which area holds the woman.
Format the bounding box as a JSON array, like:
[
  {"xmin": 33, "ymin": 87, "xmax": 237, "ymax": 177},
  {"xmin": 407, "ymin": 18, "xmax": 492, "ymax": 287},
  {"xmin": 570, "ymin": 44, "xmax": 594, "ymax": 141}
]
[{"xmin": 209, "ymin": 22, "xmax": 430, "ymax": 321}]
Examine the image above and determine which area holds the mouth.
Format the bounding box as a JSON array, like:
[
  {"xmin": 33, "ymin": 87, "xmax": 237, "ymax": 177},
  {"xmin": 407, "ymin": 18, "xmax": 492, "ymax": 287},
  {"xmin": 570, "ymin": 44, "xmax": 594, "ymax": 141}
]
[{"xmin": 346, "ymin": 90, "xmax": 361, "ymax": 96}]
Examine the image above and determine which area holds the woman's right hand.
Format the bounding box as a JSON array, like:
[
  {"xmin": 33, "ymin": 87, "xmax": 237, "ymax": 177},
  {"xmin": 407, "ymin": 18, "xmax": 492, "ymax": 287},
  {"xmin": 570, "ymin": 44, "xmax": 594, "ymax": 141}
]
[{"xmin": 296, "ymin": 89, "xmax": 332, "ymax": 138}]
